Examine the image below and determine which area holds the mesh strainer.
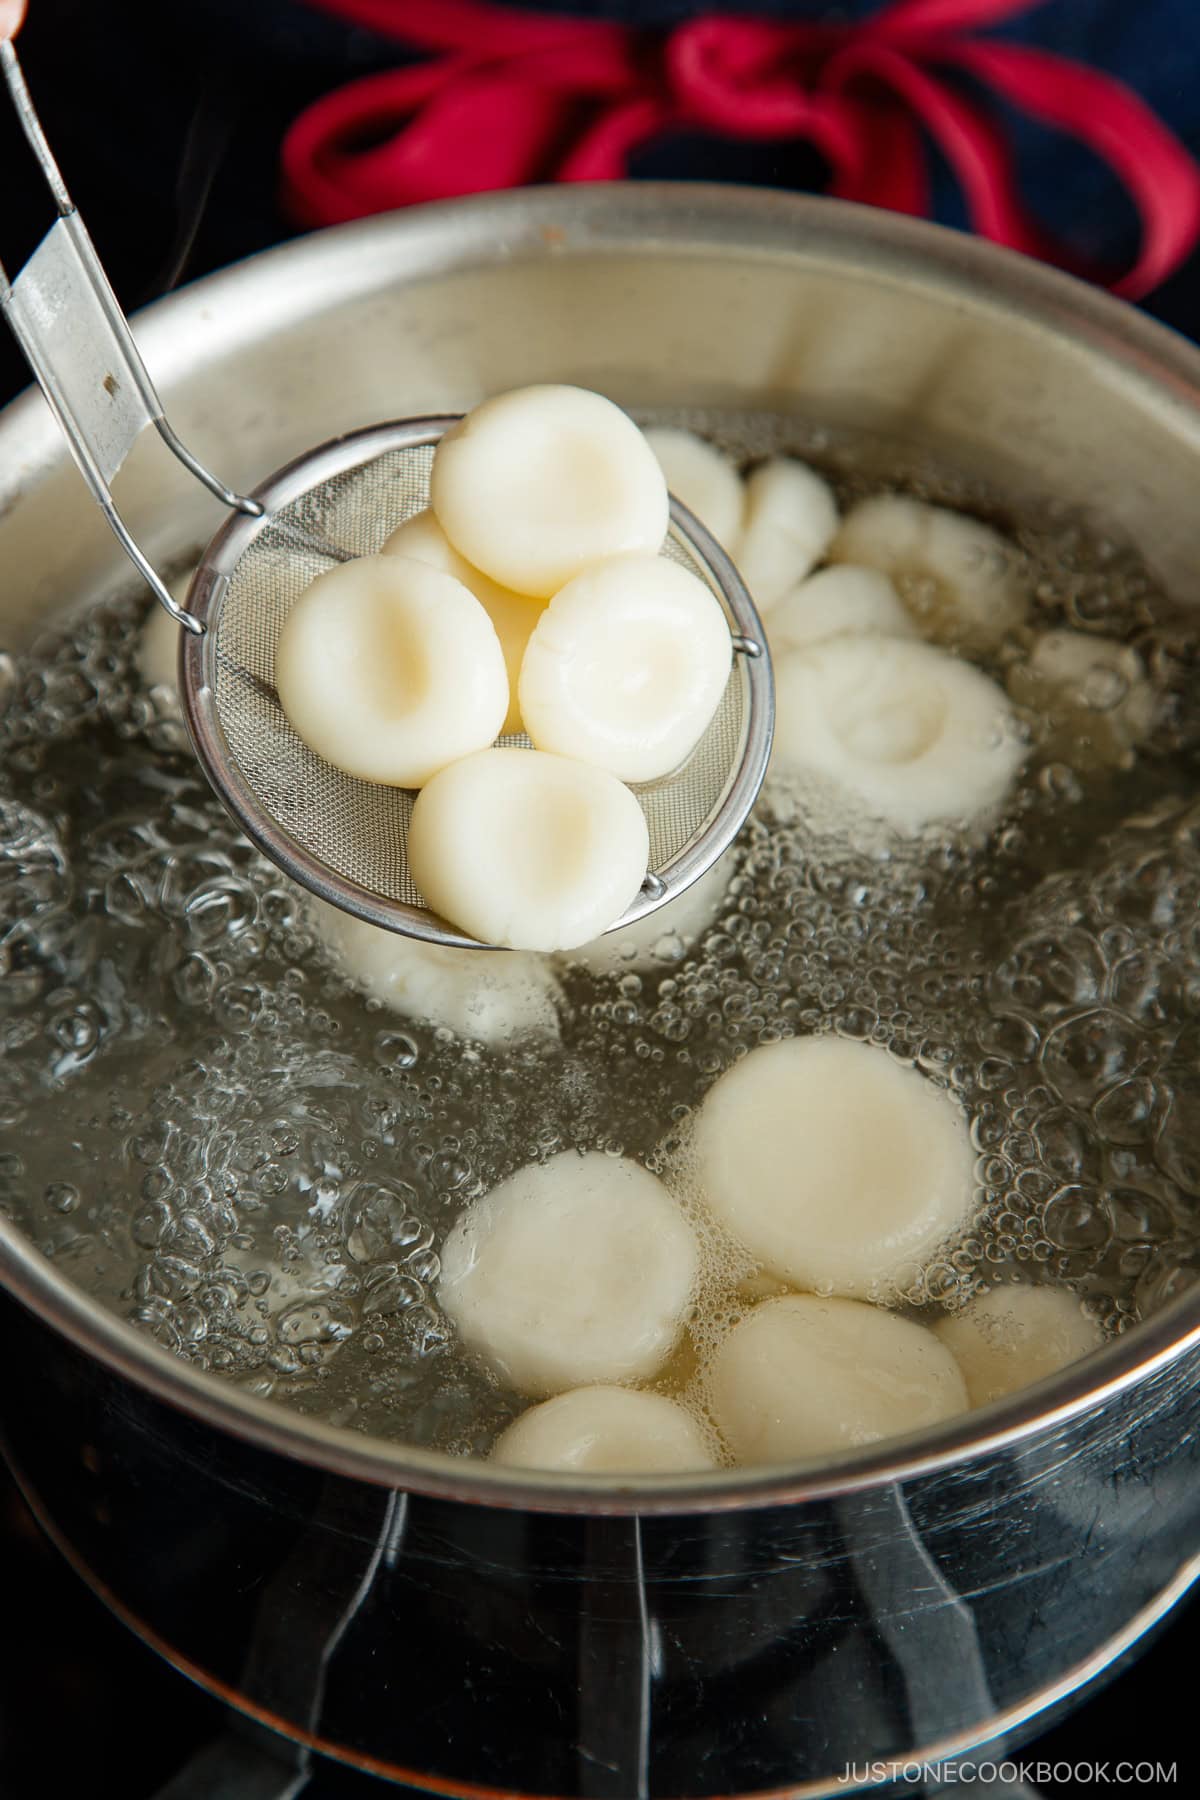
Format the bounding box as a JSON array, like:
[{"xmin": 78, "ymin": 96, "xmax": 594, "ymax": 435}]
[{"xmin": 2, "ymin": 41, "xmax": 773, "ymax": 949}]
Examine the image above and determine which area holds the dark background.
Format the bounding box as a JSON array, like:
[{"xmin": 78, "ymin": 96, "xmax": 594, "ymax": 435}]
[{"xmin": 1, "ymin": 0, "xmax": 1197, "ymax": 1792}]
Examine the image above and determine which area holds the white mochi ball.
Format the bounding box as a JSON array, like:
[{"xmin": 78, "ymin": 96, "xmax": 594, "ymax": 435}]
[
  {"xmin": 407, "ymin": 747, "xmax": 650, "ymax": 952},
  {"xmin": 1006, "ymin": 629, "xmax": 1157, "ymax": 772},
  {"xmin": 934, "ymin": 1283, "xmax": 1104, "ymax": 1408},
  {"xmin": 707, "ymin": 1294, "xmax": 968, "ymax": 1463},
  {"xmin": 830, "ymin": 494, "xmax": 1029, "ymax": 651},
  {"xmin": 309, "ymin": 898, "xmax": 561, "ymax": 1046},
  {"xmin": 430, "ymin": 384, "xmax": 668, "ymax": 598},
  {"xmin": 736, "ymin": 458, "xmax": 839, "ymax": 614},
  {"xmin": 274, "ymin": 554, "xmax": 509, "ymax": 787},
  {"xmin": 493, "ymin": 1386, "xmax": 717, "ymax": 1474},
  {"xmin": 518, "ymin": 554, "xmax": 732, "ymax": 783},
  {"xmin": 439, "ymin": 1151, "xmax": 700, "ymax": 1397},
  {"xmin": 691, "ymin": 1036, "xmax": 976, "ymax": 1300},
  {"xmin": 767, "ymin": 564, "xmax": 915, "ymax": 655},
  {"xmin": 642, "ymin": 427, "xmax": 745, "ymax": 550},
  {"xmin": 771, "ymin": 635, "xmax": 1026, "ymax": 835}
]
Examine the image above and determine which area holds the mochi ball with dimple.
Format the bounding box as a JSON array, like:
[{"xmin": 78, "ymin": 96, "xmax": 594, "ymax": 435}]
[
  {"xmin": 519, "ymin": 553, "xmax": 732, "ymax": 783},
  {"xmin": 274, "ymin": 553, "xmax": 509, "ymax": 787},
  {"xmin": 430, "ymin": 384, "xmax": 669, "ymax": 598},
  {"xmin": 771, "ymin": 635, "xmax": 1025, "ymax": 834}
]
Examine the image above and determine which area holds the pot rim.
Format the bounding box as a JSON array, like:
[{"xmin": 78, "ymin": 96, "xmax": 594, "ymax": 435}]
[{"xmin": 3, "ymin": 181, "xmax": 1200, "ymax": 1514}]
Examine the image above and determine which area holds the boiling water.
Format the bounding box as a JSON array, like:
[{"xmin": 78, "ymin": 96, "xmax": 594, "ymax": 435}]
[{"xmin": 3, "ymin": 413, "xmax": 1200, "ymax": 1457}]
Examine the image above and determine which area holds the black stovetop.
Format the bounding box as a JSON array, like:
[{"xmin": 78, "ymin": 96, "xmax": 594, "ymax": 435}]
[
  {"xmin": 1, "ymin": 3, "xmax": 1198, "ymax": 1793},
  {"xmin": 1, "ymin": 1457, "xmax": 1192, "ymax": 1796}
]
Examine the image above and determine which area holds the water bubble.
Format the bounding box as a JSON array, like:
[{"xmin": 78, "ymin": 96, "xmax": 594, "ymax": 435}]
[
  {"xmin": 131, "ymin": 1200, "xmax": 172, "ymax": 1248},
  {"xmin": 1108, "ymin": 1188, "xmax": 1173, "ymax": 1244},
  {"xmin": 140, "ymin": 1165, "xmax": 172, "ymax": 1202},
  {"xmin": 158, "ymin": 848, "xmax": 234, "ymax": 915},
  {"xmin": 345, "ymin": 1181, "xmax": 422, "ymax": 1264},
  {"xmin": 1135, "ymin": 1251, "xmax": 1200, "ymax": 1315},
  {"xmin": 1034, "ymin": 1109, "xmax": 1103, "ymax": 1184},
  {"xmin": 429, "ymin": 1151, "xmax": 470, "ymax": 1191},
  {"xmin": 1044, "ymin": 1185, "xmax": 1112, "ymax": 1251},
  {"xmin": 406, "ymin": 1248, "xmax": 441, "ymax": 1285},
  {"xmin": 215, "ymin": 983, "xmax": 263, "ymax": 1031},
  {"xmin": 993, "ymin": 932, "xmax": 1106, "ymax": 1015},
  {"xmin": 375, "ymin": 1031, "xmax": 418, "ymax": 1070},
  {"xmin": 174, "ymin": 954, "xmax": 216, "ymax": 1007},
  {"xmin": 362, "ymin": 1273, "xmax": 424, "ymax": 1317},
  {"xmin": 1092, "ymin": 1076, "xmax": 1159, "ymax": 1144},
  {"xmin": 1040, "ymin": 1010, "xmax": 1148, "ymax": 1107},
  {"xmin": 277, "ymin": 1298, "xmax": 354, "ymax": 1346},
  {"xmin": 50, "ymin": 1000, "xmax": 102, "ymax": 1056},
  {"xmin": 186, "ymin": 878, "xmax": 257, "ymax": 944},
  {"xmin": 104, "ymin": 871, "xmax": 150, "ymax": 925}
]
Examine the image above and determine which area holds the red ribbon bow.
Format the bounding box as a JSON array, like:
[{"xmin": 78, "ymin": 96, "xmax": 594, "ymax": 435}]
[{"xmin": 283, "ymin": 0, "xmax": 1200, "ymax": 299}]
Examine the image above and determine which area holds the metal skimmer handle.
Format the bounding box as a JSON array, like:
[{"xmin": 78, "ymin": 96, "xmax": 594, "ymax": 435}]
[{"xmin": 0, "ymin": 38, "xmax": 261, "ymax": 632}]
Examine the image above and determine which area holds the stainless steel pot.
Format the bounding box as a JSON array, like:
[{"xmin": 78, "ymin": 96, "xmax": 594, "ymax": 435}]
[{"xmin": 3, "ymin": 185, "xmax": 1200, "ymax": 1797}]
